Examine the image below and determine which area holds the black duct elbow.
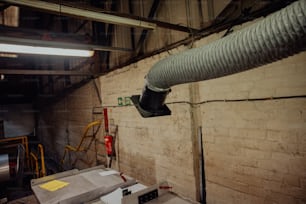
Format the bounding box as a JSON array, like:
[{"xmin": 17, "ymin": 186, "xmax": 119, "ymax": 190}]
[{"xmin": 131, "ymin": 86, "xmax": 171, "ymax": 118}]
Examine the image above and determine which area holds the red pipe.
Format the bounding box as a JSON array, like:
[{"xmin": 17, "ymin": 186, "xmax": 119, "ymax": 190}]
[{"xmin": 103, "ymin": 108, "xmax": 109, "ymax": 133}]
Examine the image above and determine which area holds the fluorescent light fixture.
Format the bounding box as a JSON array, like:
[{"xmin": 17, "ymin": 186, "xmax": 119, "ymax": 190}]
[
  {"xmin": 0, "ymin": 36, "xmax": 130, "ymax": 57},
  {"xmin": 0, "ymin": 53, "xmax": 18, "ymax": 58},
  {"xmin": 0, "ymin": 43, "xmax": 94, "ymax": 57}
]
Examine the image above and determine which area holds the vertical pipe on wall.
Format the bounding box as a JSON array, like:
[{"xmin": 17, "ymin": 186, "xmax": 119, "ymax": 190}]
[
  {"xmin": 197, "ymin": 0, "xmax": 205, "ymax": 28},
  {"xmin": 103, "ymin": 108, "xmax": 109, "ymax": 134},
  {"xmin": 198, "ymin": 126, "xmax": 206, "ymax": 204}
]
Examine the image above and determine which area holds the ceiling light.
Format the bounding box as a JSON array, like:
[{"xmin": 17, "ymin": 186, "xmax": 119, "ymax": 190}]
[
  {"xmin": 0, "ymin": 43, "xmax": 94, "ymax": 57},
  {"xmin": 0, "ymin": 53, "xmax": 18, "ymax": 58},
  {"xmin": 0, "ymin": 36, "xmax": 95, "ymax": 57}
]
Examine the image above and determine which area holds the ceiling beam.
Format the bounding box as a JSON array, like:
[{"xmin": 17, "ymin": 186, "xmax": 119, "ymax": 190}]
[
  {"xmin": 211, "ymin": 0, "xmax": 242, "ymax": 25},
  {"xmin": 0, "ymin": 0, "xmax": 199, "ymax": 33},
  {"xmin": 0, "ymin": 69, "xmax": 93, "ymax": 76},
  {"xmin": 207, "ymin": 0, "xmax": 215, "ymax": 22},
  {"xmin": 0, "ymin": 25, "xmax": 131, "ymax": 52},
  {"xmin": 136, "ymin": 0, "xmax": 160, "ymax": 56},
  {"xmin": 128, "ymin": 0, "xmax": 136, "ymax": 50},
  {"xmin": 0, "ymin": 24, "xmax": 87, "ymax": 41},
  {"xmin": 74, "ymin": 20, "xmax": 88, "ymax": 33},
  {"xmin": 0, "ymin": 0, "xmax": 156, "ymax": 29}
]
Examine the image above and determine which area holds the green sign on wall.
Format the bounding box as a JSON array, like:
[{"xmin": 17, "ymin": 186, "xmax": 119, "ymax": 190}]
[
  {"xmin": 118, "ymin": 97, "xmax": 123, "ymax": 106},
  {"xmin": 118, "ymin": 96, "xmax": 131, "ymax": 106}
]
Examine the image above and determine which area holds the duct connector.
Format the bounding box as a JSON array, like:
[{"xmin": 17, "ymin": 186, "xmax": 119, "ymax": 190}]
[
  {"xmin": 131, "ymin": 81, "xmax": 171, "ymax": 117},
  {"xmin": 132, "ymin": 0, "xmax": 306, "ymax": 117}
]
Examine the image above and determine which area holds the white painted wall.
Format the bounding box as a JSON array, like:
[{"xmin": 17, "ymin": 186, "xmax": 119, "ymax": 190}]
[{"xmin": 99, "ymin": 24, "xmax": 306, "ymax": 202}]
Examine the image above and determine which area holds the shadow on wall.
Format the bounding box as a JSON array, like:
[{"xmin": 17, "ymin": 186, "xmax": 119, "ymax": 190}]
[{"xmin": 120, "ymin": 150, "xmax": 157, "ymax": 185}]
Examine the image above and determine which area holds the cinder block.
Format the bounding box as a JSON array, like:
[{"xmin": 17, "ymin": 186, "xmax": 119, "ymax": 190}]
[
  {"xmin": 288, "ymin": 158, "xmax": 306, "ymax": 176},
  {"xmin": 243, "ymin": 148, "xmax": 271, "ymax": 159},
  {"xmin": 283, "ymin": 174, "xmax": 301, "ymax": 188},
  {"xmin": 266, "ymin": 191, "xmax": 301, "ymax": 204},
  {"xmin": 257, "ymin": 159, "xmax": 289, "ymax": 174}
]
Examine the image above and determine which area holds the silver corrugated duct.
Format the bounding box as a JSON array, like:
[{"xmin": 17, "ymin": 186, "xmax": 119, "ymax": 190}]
[
  {"xmin": 0, "ymin": 154, "xmax": 10, "ymax": 182},
  {"xmin": 132, "ymin": 0, "xmax": 306, "ymax": 117}
]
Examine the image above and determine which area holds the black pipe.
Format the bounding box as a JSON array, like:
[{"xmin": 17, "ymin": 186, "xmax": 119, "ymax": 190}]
[{"xmin": 198, "ymin": 127, "xmax": 206, "ymax": 204}]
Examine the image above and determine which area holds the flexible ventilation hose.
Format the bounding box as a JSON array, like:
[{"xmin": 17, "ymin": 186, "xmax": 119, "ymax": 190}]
[
  {"xmin": 133, "ymin": 0, "xmax": 306, "ymax": 117},
  {"xmin": 147, "ymin": 0, "xmax": 306, "ymax": 90}
]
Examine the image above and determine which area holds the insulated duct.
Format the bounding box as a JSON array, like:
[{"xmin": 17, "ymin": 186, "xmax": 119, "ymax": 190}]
[{"xmin": 131, "ymin": 0, "xmax": 306, "ymax": 117}]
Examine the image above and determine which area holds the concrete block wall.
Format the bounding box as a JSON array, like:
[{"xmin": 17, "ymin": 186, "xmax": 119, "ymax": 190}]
[
  {"xmin": 197, "ymin": 50, "xmax": 306, "ymax": 203},
  {"xmin": 34, "ymin": 16, "xmax": 306, "ymax": 203},
  {"xmin": 201, "ymin": 99, "xmax": 306, "ymax": 204},
  {"xmin": 100, "ymin": 45, "xmax": 198, "ymax": 199},
  {"xmin": 99, "ymin": 23, "xmax": 306, "ymax": 203},
  {"xmin": 38, "ymin": 81, "xmax": 103, "ymax": 170}
]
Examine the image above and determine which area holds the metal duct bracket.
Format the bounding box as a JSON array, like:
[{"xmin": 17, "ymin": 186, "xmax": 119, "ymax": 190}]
[{"xmin": 131, "ymin": 86, "xmax": 171, "ymax": 118}]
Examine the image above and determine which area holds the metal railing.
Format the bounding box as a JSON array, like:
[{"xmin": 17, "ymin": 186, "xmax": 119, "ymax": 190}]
[
  {"xmin": 61, "ymin": 119, "xmax": 102, "ymax": 166},
  {"xmin": 0, "ymin": 136, "xmax": 29, "ymax": 167}
]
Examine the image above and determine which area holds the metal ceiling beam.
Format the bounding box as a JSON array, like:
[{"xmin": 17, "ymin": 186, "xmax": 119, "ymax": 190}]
[
  {"xmin": 0, "ymin": 69, "xmax": 93, "ymax": 76},
  {"xmin": 128, "ymin": 0, "xmax": 136, "ymax": 50},
  {"xmin": 211, "ymin": 0, "xmax": 242, "ymax": 25},
  {"xmin": 61, "ymin": 16, "xmax": 71, "ymax": 86},
  {"xmin": 93, "ymin": 0, "xmax": 117, "ymax": 72},
  {"xmin": 0, "ymin": 24, "xmax": 87, "ymax": 41},
  {"xmin": 152, "ymin": 19, "xmax": 198, "ymax": 33},
  {"xmin": 136, "ymin": 0, "xmax": 160, "ymax": 56},
  {"xmin": 0, "ymin": 0, "xmax": 198, "ymax": 33},
  {"xmin": 0, "ymin": 0, "xmax": 156, "ymax": 29},
  {"xmin": 74, "ymin": 20, "xmax": 88, "ymax": 33},
  {"xmin": 197, "ymin": 0, "xmax": 205, "ymax": 28},
  {"xmin": 207, "ymin": 0, "xmax": 215, "ymax": 21}
]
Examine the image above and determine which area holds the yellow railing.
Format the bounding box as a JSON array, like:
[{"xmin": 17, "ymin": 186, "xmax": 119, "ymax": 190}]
[
  {"xmin": 61, "ymin": 119, "xmax": 101, "ymax": 165},
  {"xmin": 0, "ymin": 136, "xmax": 29, "ymax": 167},
  {"xmin": 30, "ymin": 152, "xmax": 39, "ymax": 178},
  {"xmin": 0, "ymin": 136, "xmax": 47, "ymax": 178},
  {"xmin": 30, "ymin": 144, "xmax": 47, "ymax": 179},
  {"xmin": 38, "ymin": 144, "xmax": 46, "ymax": 177}
]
